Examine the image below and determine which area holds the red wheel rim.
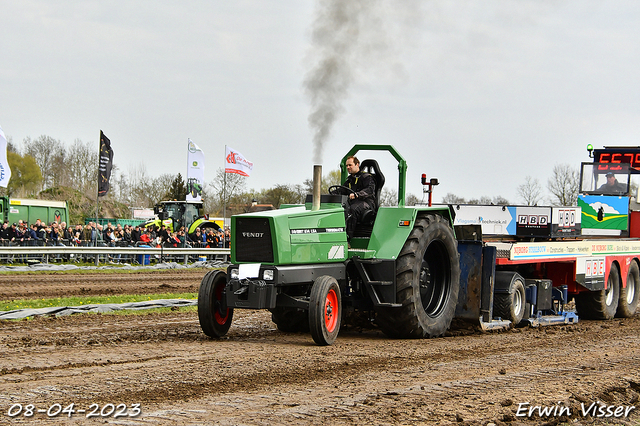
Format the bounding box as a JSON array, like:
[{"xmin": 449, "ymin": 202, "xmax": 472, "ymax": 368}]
[
  {"xmin": 324, "ymin": 289, "xmax": 339, "ymax": 332},
  {"xmin": 213, "ymin": 283, "xmax": 229, "ymax": 325}
]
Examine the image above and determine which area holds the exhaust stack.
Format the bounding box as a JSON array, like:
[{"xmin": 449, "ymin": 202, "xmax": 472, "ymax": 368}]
[{"xmin": 312, "ymin": 165, "xmax": 322, "ymax": 211}]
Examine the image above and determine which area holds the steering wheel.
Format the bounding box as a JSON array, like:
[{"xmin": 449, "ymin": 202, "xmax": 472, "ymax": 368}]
[{"xmin": 328, "ymin": 185, "xmax": 355, "ymax": 196}]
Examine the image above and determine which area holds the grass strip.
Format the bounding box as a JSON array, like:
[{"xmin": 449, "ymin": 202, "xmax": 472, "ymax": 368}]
[{"xmin": 1, "ymin": 292, "xmax": 198, "ymax": 311}]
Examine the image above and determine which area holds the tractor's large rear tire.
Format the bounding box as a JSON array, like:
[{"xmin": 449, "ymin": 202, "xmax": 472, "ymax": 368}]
[
  {"xmin": 271, "ymin": 307, "xmax": 310, "ymax": 332},
  {"xmin": 493, "ymin": 272, "xmax": 526, "ymax": 325},
  {"xmin": 198, "ymin": 270, "xmax": 234, "ymax": 338},
  {"xmin": 376, "ymin": 214, "xmax": 460, "ymax": 338},
  {"xmin": 309, "ymin": 275, "xmax": 342, "ymax": 346},
  {"xmin": 575, "ymin": 264, "xmax": 620, "ymax": 320},
  {"xmin": 617, "ymin": 261, "xmax": 640, "ymax": 318}
]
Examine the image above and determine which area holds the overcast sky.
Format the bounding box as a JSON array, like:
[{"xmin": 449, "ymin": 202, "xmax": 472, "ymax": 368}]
[{"xmin": 2, "ymin": 0, "xmax": 639, "ymax": 204}]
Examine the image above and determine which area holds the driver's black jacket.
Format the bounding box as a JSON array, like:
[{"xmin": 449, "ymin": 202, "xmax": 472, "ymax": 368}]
[
  {"xmin": 343, "ymin": 171, "xmax": 375, "ymax": 203},
  {"xmin": 598, "ymin": 179, "xmax": 627, "ymax": 194}
]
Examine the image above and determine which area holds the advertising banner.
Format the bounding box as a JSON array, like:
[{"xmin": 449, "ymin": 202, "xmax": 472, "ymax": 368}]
[
  {"xmin": 98, "ymin": 130, "xmax": 113, "ymax": 197},
  {"xmin": 578, "ymin": 194, "xmax": 628, "ymax": 235},
  {"xmin": 186, "ymin": 139, "xmax": 205, "ymax": 202},
  {"xmin": 225, "ymin": 146, "xmax": 253, "ymax": 177}
]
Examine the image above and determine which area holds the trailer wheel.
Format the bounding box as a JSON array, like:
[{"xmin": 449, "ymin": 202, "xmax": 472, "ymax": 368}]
[
  {"xmin": 617, "ymin": 261, "xmax": 640, "ymax": 318},
  {"xmin": 493, "ymin": 273, "xmax": 526, "ymax": 325},
  {"xmin": 376, "ymin": 214, "xmax": 460, "ymax": 338},
  {"xmin": 198, "ymin": 270, "xmax": 233, "ymax": 338},
  {"xmin": 309, "ymin": 275, "xmax": 342, "ymax": 346},
  {"xmin": 271, "ymin": 307, "xmax": 310, "ymax": 332},
  {"xmin": 576, "ymin": 264, "xmax": 620, "ymax": 320}
]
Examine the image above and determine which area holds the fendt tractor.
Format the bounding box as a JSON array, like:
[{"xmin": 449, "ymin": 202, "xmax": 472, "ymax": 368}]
[
  {"xmin": 143, "ymin": 200, "xmax": 222, "ymax": 235},
  {"xmin": 197, "ymin": 144, "xmax": 640, "ymax": 345}
]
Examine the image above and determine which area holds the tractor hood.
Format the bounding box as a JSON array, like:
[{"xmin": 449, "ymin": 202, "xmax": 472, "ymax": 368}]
[{"xmin": 231, "ymin": 203, "xmax": 348, "ymax": 265}]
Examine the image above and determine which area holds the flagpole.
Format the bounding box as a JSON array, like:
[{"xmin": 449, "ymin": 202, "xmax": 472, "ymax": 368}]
[
  {"xmin": 186, "ymin": 138, "xmax": 189, "ymax": 202},
  {"xmin": 223, "ymin": 145, "xmax": 227, "ymax": 230},
  {"xmin": 95, "ymin": 132, "xmax": 100, "ymax": 265}
]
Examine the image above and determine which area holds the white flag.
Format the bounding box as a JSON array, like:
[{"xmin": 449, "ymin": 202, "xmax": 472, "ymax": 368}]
[
  {"xmin": 0, "ymin": 125, "xmax": 12, "ymax": 188},
  {"xmin": 225, "ymin": 146, "xmax": 253, "ymax": 177},
  {"xmin": 186, "ymin": 139, "xmax": 205, "ymax": 202}
]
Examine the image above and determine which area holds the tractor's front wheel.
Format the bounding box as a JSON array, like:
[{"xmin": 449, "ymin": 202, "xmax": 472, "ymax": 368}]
[
  {"xmin": 198, "ymin": 270, "xmax": 233, "ymax": 338},
  {"xmin": 376, "ymin": 214, "xmax": 460, "ymax": 338},
  {"xmin": 309, "ymin": 275, "xmax": 342, "ymax": 346}
]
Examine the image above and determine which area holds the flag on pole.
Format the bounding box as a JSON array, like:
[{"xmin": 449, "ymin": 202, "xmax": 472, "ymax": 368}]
[
  {"xmin": 225, "ymin": 146, "xmax": 253, "ymax": 177},
  {"xmin": 186, "ymin": 138, "xmax": 205, "ymax": 202},
  {"xmin": 98, "ymin": 130, "xmax": 113, "ymax": 197},
  {"xmin": 0, "ymin": 124, "xmax": 12, "ymax": 188}
]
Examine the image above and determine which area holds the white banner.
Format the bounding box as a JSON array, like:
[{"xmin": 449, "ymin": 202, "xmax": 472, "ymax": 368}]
[
  {"xmin": 0, "ymin": 125, "xmax": 12, "ymax": 188},
  {"xmin": 186, "ymin": 139, "xmax": 205, "ymax": 202},
  {"xmin": 225, "ymin": 146, "xmax": 253, "ymax": 177}
]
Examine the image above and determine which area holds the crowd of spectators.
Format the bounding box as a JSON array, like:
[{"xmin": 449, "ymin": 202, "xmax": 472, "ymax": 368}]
[{"xmin": 0, "ymin": 219, "xmax": 231, "ymax": 249}]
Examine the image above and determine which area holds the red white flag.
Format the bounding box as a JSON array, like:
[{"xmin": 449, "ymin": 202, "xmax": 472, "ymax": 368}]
[{"xmin": 225, "ymin": 146, "xmax": 253, "ymax": 177}]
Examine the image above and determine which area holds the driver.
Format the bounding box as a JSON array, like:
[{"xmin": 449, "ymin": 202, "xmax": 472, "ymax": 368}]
[
  {"xmin": 598, "ymin": 172, "xmax": 627, "ymax": 193},
  {"xmin": 336, "ymin": 156, "xmax": 375, "ymax": 240}
]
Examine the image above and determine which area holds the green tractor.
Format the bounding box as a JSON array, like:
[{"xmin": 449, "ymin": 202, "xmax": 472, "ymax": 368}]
[
  {"xmin": 198, "ymin": 145, "xmax": 460, "ymax": 345},
  {"xmin": 143, "ymin": 200, "xmax": 222, "ymax": 236}
]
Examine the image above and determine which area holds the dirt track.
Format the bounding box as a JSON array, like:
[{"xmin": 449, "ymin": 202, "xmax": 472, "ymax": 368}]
[
  {"xmin": 0, "ymin": 270, "xmax": 205, "ymax": 300},
  {"xmin": 0, "ymin": 270, "xmax": 639, "ymax": 425}
]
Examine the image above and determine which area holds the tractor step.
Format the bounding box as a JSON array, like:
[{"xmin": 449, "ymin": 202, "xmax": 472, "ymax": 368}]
[
  {"xmin": 375, "ymin": 302, "xmax": 403, "ymax": 307},
  {"xmin": 367, "ymin": 280, "xmax": 393, "ymax": 286},
  {"xmin": 348, "ymin": 248, "xmax": 377, "ymax": 259}
]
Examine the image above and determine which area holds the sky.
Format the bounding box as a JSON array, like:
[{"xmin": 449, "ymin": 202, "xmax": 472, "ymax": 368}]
[{"xmin": 2, "ymin": 0, "xmax": 640, "ymax": 205}]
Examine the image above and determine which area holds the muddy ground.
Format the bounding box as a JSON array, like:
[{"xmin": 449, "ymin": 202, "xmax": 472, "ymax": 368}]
[{"xmin": 0, "ymin": 269, "xmax": 639, "ymax": 425}]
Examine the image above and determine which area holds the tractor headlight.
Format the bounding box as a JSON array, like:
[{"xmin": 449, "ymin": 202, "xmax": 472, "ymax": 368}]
[
  {"xmin": 263, "ymin": 269, "xmax": 274, "ymax": 281},
  {"xmin": 230, "ymin": 268, "xmax": 239, "ymax": 279}
]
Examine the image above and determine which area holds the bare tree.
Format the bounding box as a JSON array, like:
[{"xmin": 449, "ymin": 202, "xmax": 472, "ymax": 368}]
[
  {"xmin": 468, "ymin": 196, "xmax": 493, "ymax": 205},
  {"xmin": 405, "ymin": 193, "xmax": 420, "ymax": 206},
  {"xmin": 303, "ymin": 168, "xmax": 342, "ymax": 194},
  {"xmin": 208, "ymin": 168, "xmax": 248, "ymax": 215},
  {"xmin": 495, "ymin": 196, "xmax": 510, "ymax": 205},
  {"xmin": 67, "ymin": 139, "xmax": 98, "ymax": 196},
  {"xmin": 23, "ymin": 135, "xmax": 66, "ymax": 190},
  {"xmin": 379, "ymin": 188, "xmax": 398, "ymax": 206},
  {"xmin": 260, "ymin": 184, "xmax": 306, "ymax": 208},
  {"xmin": 150, "ymin": 174, "xmax": 177, "ymax": 205},
  {"xmin": 226, "ymin": 190, "xmax": 259, "ymax": 215},
  {"xmin": 441, "ymin": 193, "xmax": 466, "ymax": 204},
  {"xmin": 517, "ymin": 176, "xmax": 543, "ymax": 206},
  {"xmin": 547, "ymin": 164, "xmax": 579, "ymax": 206},
  {"xmin": 113, "ymin": 170, "xmax": 130, "ymax": 205},
  {"xmin": 126, "ymin": 164, "xmax": 152, "ymax": 207}
]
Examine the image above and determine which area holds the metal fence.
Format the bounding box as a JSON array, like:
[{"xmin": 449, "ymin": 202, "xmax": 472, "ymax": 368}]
[{"xmin": 0, "ymin": 240, "xmax": 230, "ymax": 265}]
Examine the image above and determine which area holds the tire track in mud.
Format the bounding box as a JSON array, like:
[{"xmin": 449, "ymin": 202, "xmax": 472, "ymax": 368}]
[
  {"xmin": 12, "ymin": 324, "xmax": 639, "ymax": 411},
  {"xmin": 0, "ymin": 270, "xmax": 208, "ymax": 299},
  {"xmin": 1, "ymin": 270, "xmax": 640, "ymax": 424},
  {"xmin": 134, "ymin": 338, "xmax": 640, "ymax": 425},
  {"xmin": 0, "ymin": 354, "xmax": 173, "ymax": 376}
]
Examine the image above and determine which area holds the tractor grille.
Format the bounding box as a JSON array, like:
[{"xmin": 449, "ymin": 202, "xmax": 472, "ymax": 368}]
[{"xmin": 234, "ymin": 217, "xmax": 274, "ymax": 263}]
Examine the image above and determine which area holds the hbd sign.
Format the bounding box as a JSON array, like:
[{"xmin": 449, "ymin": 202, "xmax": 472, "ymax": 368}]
[{"xmin": 518, "ymin": 215, "xmax": 549, "ymax": 226}]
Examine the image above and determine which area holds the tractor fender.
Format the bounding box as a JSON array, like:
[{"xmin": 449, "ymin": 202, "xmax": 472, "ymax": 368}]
[
  {"xmin": 189, "ymin": 218, "xmax": 223, "ymax": 234},
  {"xmin": 494, "ymin": 271, "xmax": 525, "ymax": 294}
]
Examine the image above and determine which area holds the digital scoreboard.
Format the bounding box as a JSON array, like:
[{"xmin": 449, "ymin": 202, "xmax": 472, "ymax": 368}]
[{"xmin": 594, "ymin": 147, "xmax": 640, "ymax": 172}]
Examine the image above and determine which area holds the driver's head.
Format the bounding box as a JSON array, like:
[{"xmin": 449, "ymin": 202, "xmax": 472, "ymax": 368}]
[
  {"xmin": 346, "ymin": 156, "xmax": 360, "ymax": 175},
  {"xmin": 606, "ymin": 172, "xmax": 616, "ymax": 184}
]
